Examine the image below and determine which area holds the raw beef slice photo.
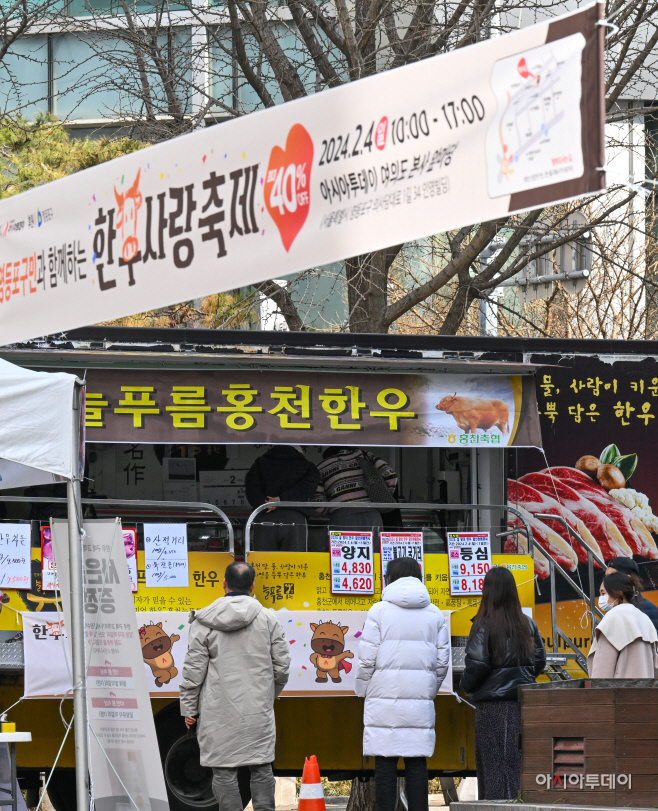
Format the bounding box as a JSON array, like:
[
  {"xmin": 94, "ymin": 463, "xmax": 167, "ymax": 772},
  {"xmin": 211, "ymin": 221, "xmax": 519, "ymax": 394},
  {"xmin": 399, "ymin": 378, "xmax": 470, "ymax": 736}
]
[
  {"xmin": 519, "ymin": 472, "xmax": 633, "ymax": 560},
  {"xmin": 542, "ymin": 467, "xmax": 658, "ymax": 560},
  {"xmin": 507, "ymin": 503, "xmax": 578, "ymax": 577},
  {"xmin": 508, "ymin": 479, "xmax": 603, "ymax": 564}
]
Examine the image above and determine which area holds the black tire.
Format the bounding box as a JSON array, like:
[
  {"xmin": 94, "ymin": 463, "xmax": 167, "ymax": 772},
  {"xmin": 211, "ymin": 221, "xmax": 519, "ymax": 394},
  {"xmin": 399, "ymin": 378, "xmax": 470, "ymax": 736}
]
[
  {"xmin": 44, "ymin": 768, "xmax": 77, "ymax": 811},
  {"xmin": 44, "ymin": 703, "xmax": 252, "ymax": 811},
  {"xmin": 155, "ymin": 701, "xmax": 252, "ymax": 811}
]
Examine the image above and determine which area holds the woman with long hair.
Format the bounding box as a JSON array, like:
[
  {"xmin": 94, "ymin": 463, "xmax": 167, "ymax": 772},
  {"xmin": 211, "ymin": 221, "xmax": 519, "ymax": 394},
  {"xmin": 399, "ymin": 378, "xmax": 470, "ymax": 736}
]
[
  {"xmin": 460, "ymin": 566, "xmax": 546, "ymax": 800},
  {"xmin": 589, "ymin": 571, "xmax": 658, "ymax": 677}
]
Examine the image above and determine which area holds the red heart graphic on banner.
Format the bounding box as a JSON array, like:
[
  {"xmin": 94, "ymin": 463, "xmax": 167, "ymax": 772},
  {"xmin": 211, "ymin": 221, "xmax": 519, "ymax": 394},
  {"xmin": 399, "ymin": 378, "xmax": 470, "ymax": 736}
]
[{"xmin": 264, "ymin": 124, "xmax": 314, "ymax": 252}]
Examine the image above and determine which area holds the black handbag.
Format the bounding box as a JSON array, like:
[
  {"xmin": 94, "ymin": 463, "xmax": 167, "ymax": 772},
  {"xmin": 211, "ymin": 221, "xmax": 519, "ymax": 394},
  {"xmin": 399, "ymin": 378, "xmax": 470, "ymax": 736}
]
[{"xmin": 357, "ymin": 451, "xmax": 397, "ymax": 514}]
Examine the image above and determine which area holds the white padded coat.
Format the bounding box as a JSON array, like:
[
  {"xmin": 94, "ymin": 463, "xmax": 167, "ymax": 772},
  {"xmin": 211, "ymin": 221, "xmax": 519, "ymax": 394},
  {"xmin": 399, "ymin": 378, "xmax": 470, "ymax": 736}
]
[{"xmin": 354, "ymin": 577, "xmax": 450, "ymax": 757}]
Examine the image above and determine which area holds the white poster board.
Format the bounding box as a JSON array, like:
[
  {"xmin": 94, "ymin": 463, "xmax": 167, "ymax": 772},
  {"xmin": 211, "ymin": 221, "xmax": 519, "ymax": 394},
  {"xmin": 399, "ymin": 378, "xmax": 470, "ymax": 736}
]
[
  {"xmin": 51, "ymin": 519, "xmax": 170, "ymax": 811},
  {"xmin": 448, "ymin": 531, "xmax": 492, "ymax": 596},
  {"xmin": 22, "ymin": 612, "xmax": 71, "ymax": 697},
  {"xmin": 330, "ymin": 531, "xmax": 375, "ymax": 595},
  {"xmin": 144, "ymin": 523, "xmax": 189, "ymax": 588},
  {"xmin": 42, "ymin": 525, "xmax": 138, "ymax": 593},
  {"xmin": 0, "ymin": 524, "xmax": 31, "ymax": 589},
  {"xmin": 380, "ymin": 532, "xmax": 424, "ymax": 582}
]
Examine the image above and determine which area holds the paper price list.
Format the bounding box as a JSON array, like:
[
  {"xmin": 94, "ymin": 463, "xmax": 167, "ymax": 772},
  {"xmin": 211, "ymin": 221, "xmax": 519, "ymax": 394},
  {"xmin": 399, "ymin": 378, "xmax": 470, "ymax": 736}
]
[
  {"xmin": 380, "ymin": 532, "xmax": 424, "ymax": 581},
  {"xmin": 330, "ymin": 531, "xmax": 375, "ymax": 595},
  {"xmin": 447, "ymin": 532, "xmax": 491, "ymax": 596}
]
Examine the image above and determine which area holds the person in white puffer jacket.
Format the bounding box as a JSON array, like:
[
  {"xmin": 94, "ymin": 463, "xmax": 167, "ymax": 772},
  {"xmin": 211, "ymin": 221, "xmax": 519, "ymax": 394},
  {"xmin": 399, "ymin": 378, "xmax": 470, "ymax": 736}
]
[{"xmin": 355, "ymin": 557, "xmax": 450, "ymax": 811}]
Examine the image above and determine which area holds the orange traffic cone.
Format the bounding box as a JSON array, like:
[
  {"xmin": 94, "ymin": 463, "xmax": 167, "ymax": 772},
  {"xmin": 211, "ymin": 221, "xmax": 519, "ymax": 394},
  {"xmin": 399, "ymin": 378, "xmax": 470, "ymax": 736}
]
[{"xmin": 298, "ymin": 756, "xmax": 326, "ymax": 811}]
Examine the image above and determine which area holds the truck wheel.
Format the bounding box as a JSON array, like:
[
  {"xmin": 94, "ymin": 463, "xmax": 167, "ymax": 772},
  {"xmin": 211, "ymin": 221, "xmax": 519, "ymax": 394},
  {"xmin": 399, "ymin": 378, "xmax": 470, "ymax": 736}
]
[
  {"xmin": 43, "ymin": 768, "xmax": 77, "ymax": 811},
  {"xmin": 155, "ymin": 701, "xmax": 251, "ymax": 811}
]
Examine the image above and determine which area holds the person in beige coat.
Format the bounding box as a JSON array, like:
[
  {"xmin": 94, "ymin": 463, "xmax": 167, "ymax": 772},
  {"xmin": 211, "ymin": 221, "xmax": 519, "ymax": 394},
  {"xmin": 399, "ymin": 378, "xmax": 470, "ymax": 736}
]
[
  {"xmin": 588, "ymin": 571, "xmax": 658, "ymax": 678},
  {"xmin": 180, "ymin": 561, "xmax": 291, "ymax": 811}
]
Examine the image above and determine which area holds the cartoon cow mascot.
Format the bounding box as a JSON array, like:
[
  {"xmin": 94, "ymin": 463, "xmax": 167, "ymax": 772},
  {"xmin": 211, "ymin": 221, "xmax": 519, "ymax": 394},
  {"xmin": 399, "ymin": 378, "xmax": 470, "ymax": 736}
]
[
  {"xmin": 139, "ymin": 622, "xmax": 180, "ymax": 687},
  {"xmin": 309, "ymin": 621, "xmax": 354, "ymax": 684}
]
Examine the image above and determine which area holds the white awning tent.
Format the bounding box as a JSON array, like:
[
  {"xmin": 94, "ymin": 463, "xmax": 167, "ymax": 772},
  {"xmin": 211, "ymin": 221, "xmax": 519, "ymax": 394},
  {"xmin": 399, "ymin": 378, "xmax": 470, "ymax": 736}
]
[
  {"xmin": 0, "ymin": 358, "xmax": 89, "ymax": 808},
  {"xmin": 0, "ymin": 358, "xmax": 79, "ymax": 489}
]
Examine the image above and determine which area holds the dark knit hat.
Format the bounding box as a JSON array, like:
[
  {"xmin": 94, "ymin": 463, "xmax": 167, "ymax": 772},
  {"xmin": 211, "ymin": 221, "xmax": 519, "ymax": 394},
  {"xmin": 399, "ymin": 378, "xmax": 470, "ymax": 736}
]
[{"xmin": 606, "ymin": 556, "xmax": 640, "ymax": 575}]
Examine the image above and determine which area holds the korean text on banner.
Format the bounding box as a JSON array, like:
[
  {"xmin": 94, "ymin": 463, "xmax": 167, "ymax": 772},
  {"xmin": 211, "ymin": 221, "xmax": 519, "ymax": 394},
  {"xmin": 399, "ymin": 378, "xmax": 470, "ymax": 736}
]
[
  {"xmin": 330, "ymin": 532, "xmax": 375, "ymax": 595},
  {"xmin": 84, "ymin": 369, "xmax": 542, "ymax": 448},
  {"xmin": 0, "ymin": 6, "xmax": 604, "ymax": 347},
  {"xmin": 144, "ymin": 524, "xmax": 189, "ymax": 588},
  {"xmin": 51, "ymin": 519, "xmax": 170, "ymax": 811},
  {"xmin": 448, "ymin": 532, "xmax": 492, "ymax": 596},
  {"xmin": 22, "ymin": 612, "xmax": 71, "ymax": 697},
  {"xmin": 380, "ymin": 532, "xmax": 424, "ymax": 581}
]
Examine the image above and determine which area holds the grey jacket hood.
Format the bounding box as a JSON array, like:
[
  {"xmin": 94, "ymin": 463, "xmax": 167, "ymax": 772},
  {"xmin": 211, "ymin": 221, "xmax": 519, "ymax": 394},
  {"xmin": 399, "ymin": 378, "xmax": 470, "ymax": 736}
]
[
  {"xmin": 382, "ymin": 576, "xmax": 430, "ymax": 609},
  {"xmin": 191, "ymin": 594, "xmax": 263, "ymax": 632}
]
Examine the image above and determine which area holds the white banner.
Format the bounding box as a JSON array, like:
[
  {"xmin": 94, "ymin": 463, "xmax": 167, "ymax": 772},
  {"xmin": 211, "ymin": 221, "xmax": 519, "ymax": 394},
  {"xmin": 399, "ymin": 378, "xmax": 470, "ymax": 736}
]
[
  {"xmin": 0, "ymin": 6, "xmax": 603, "ymax": 346},
  {"xmin": 51, "ymin": 519, "xmax": 170, "ymax": 811},
  {"xmin": 136, "ymin": 609, "xmax": 452, "ymax": 697},
  {"xmin": 279, "ymin": 610, "xmax": 453, "ymax": 696},
  {"xmin": 22, "ymin": 612, "xmax": 71, "ymax": 697}
]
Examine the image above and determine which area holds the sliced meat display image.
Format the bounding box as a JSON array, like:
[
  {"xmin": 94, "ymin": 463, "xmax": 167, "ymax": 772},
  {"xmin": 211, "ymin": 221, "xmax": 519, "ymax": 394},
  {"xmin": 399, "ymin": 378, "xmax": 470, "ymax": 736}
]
[
  {"xmin": 519, "ymin": 472, "xmax": 633, "ymax": 560},
  {"xmin": 507, "ymin": 503, "xmax": 578, "ymax": 578},
  {"xmin": 508, "ymin": 479, "xmax": 602, "ymax": 564},
  {"xmin": 542, "ymin": 467, "xmax": 658, "ymax": 560}
]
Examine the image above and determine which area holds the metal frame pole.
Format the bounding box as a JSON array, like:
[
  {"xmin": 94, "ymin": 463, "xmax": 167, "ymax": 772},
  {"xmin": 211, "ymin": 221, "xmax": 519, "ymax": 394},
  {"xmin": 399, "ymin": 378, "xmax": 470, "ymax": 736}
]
[
  {"xmin": 68, "ymin": 382, "xmax": 89, "ymax": 811},
  {"xmin": 243, "ymin": 501, "xmax": 534, "ymax": 554}
]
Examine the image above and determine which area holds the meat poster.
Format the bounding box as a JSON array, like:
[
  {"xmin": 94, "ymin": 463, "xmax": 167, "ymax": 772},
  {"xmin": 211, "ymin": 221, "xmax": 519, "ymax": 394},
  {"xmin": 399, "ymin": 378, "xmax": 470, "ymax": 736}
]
[{"xmin": 507, "ymin": 354, "xmax": 658, "ymax": 654}]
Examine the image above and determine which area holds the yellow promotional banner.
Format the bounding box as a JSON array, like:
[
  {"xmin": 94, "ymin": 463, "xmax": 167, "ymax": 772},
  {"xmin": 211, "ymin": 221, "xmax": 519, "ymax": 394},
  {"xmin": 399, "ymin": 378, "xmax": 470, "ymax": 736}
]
[{"xmin": 248, "ymin": 552, "xmax": 535, "ymax": 637}]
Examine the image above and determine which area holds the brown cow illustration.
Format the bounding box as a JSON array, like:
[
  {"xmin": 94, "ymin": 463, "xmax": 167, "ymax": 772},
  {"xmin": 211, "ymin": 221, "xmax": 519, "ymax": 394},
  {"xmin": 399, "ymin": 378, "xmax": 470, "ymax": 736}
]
[
  {"xmin": 309, "ymin": 621, "xmax": 354, "ymax": 684},
  {"xmin": 139, "ymin": 622, "xmax": 180, "ymax": 687},
  {"xmin": 436, "ymin": 393, "xmax": 509, "ymax": 435}
]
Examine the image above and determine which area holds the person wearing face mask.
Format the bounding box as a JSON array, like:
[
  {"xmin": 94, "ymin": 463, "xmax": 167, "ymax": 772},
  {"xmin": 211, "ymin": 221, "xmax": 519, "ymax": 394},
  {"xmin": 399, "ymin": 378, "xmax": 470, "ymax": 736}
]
[
  {"xmin": 605, "ymin": 557, "xmax": 658, "ymax": 632},
  {"xmin": 588, "ymin": 571, "xmax": 658, "ymax": 678}
]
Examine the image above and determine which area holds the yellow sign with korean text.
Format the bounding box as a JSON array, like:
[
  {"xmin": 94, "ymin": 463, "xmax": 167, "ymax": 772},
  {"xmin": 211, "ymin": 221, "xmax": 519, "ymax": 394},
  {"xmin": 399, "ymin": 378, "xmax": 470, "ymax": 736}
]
[
  {"xmin": 249, "ymin": 552, "xmax": 534, "ymax": 636},
  {"xmin": 82, "ymin": 369, "xmax": 541, "ymax": 448}
]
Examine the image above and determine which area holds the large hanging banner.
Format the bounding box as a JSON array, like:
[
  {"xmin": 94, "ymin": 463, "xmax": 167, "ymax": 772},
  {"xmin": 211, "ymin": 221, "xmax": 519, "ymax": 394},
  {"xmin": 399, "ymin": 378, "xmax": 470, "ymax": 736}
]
[
  {"xmin": 51, "ymin": 519, "xmax": 170, "ymax": 811},
  {"xmin": 0, "ymin": 6, "xmax": 603, "ymax": 347},
  {"xmin": 83, "ymin": 368, "xmax": 542, "ymax": 447}
]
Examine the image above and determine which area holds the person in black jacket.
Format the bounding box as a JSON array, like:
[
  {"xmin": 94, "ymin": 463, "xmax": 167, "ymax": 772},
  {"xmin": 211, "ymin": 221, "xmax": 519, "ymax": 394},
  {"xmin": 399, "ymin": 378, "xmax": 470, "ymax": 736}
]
[
  {"xmin": 245, "ymin": 445, "xmax": 320, "ymax": 551},
  {"xmin": 605, "ymin": 557, "xmax": 658, "ymax": 632},
  {"xmin": 460, "ymin": 566, "xmax": 546, "ymax": 801}
]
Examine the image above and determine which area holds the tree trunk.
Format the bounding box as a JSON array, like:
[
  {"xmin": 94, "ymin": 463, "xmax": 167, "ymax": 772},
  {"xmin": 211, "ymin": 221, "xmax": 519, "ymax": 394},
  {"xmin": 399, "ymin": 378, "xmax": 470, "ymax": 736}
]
[
  {"xmin": 345, "ymin": 244, "xmax": 402, "ymax": 332},
  {"xmin": 439, "ymin": 267, "xmax": 478, "ymax": 334},
  {"xmin": 346, "ymin": 777, "xmax": 376, "ymax": 811}
]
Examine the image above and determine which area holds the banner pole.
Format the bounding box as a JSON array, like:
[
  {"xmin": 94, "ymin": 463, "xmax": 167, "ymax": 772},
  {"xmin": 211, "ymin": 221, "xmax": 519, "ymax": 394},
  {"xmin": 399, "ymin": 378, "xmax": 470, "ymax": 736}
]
[{"xmin": 68, "ymin": 382, "xmax": 90, "ymax": 811}]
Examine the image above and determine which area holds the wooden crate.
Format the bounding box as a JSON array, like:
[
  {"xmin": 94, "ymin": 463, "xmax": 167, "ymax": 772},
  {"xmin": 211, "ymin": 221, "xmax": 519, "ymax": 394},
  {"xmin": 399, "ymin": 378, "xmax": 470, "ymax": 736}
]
[{"xmin": 520, "ymin": 679, "xmax": 658, "ymax": 807}]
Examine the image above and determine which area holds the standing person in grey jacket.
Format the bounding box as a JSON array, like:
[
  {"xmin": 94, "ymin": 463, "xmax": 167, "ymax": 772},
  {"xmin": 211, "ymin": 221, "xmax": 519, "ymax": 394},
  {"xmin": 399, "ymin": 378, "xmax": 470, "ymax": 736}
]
[{"xmin": 179, "ymin": 561, "xmax": 291, "ymax": 811}]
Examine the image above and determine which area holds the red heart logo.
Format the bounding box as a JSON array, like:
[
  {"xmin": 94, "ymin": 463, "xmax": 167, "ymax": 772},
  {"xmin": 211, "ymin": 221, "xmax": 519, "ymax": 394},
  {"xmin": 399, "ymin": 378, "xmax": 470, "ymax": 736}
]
[{"xmin": 264, "ymin": 124, "xmax": 313, "ymax": 252}]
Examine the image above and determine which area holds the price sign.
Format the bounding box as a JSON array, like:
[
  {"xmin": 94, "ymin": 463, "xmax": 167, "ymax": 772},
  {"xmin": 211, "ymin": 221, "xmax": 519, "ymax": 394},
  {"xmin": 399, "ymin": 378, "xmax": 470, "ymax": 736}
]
[
  {"xmin": 144, "ymin": 523, "xmax": 189, "ymax": 588},
  {"xmin": 448, "ymin": 532, "xmax": 491, "ymax": 596},
  {"xmin": 380, "ymin": 532, "xmax": 424, "ymax": 583},
  {"xmin": 330, "ymin": 531, "xmax": 374, "ymax": 595},
  {"xmin": 0, "ymin": 523, "xmax": 31, "ymax": 589}
]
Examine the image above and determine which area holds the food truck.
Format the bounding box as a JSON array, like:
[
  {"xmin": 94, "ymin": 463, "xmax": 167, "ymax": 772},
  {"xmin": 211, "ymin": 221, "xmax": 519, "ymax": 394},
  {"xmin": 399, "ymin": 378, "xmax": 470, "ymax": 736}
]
[{"xmin": 1, "ymin": 327, "xmax": 654, "ymax": 811}]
